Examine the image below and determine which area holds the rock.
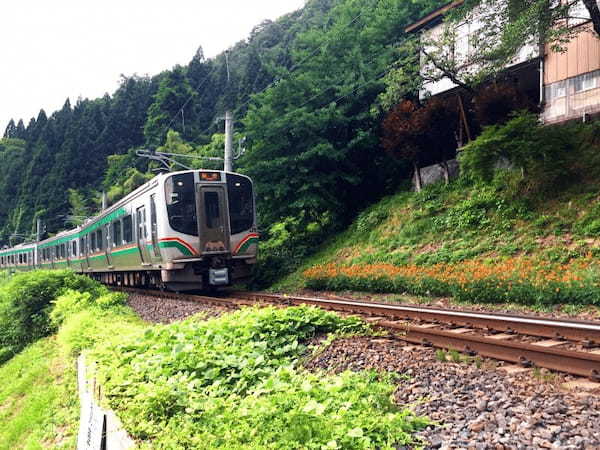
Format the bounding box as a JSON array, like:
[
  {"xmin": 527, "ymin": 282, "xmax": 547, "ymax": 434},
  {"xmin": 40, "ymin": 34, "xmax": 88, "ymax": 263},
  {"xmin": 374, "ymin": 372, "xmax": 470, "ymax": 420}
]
[
  {"xmin": 469, "ymin": 421, "xmax": 485, "ymax": 432},
  {"xmin": 476, "ymin": 399, "xmax": 488, "ymax": 411}
]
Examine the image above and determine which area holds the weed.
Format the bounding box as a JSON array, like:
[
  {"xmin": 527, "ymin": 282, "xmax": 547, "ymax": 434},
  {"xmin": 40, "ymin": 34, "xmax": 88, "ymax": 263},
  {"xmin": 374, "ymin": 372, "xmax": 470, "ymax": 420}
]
[
  {"xmin": 435, "ymin": 349, "xmax": 448, "ymax": 362},
  {"xmin": 448, "ymin": 349, "xmax": 462, "ymax": 363}
]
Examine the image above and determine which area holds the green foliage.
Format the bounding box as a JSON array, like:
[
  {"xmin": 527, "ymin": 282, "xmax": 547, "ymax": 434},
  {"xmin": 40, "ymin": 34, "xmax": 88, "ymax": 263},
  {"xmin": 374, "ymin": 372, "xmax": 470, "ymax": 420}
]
[
  {"xmin": 94, "ymin": 306, "xmax": 427, "ymax": 448},
  {"xmin": 253, "ymin": 214, "xmax": 334, "ymax": 288},
  {"xmin": 0, "ymin": 270, "xmax": 106, "ymax": 362},
  {"xmin": 459, "ymin": 112, "xmax": 571, "ymax": 187}
]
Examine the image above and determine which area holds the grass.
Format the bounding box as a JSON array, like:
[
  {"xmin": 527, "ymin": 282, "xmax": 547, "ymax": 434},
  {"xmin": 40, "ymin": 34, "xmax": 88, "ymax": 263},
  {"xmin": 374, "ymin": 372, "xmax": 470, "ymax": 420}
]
[
  {"xmin": 274, "ymin": 168, "xmax": 600, "ymax": 308},
  {"xmin": 0, "ymin": 338, "xmax": 78, "ymax": 449},
  {"xmin": 0, "ymin": 273, "xmax": 145, "ymax": 449}
]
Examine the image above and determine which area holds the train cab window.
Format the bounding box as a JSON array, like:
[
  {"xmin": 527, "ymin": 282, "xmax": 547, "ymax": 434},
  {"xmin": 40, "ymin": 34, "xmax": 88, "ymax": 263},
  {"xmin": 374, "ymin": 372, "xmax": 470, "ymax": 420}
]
[
  {"xmin": 112, "ymin": 221, "xmax": 122, "ymax": 247},
  {"xmin": 227, "ymin": 174, "xmax": 254, "ymax": 234},
  {"xmin": 123, "ymin": 216, "xmax": 133, "ymax": 243},
  {"xmin": 165, "ymin": 173, "xmax": 198, "ymax": 236}
]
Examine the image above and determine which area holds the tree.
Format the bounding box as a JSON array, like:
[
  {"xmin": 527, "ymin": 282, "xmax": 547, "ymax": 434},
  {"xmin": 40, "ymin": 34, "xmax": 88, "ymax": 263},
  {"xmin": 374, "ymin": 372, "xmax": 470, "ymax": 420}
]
[
  {"xmin": 3, "ymin": 120, "xmax": 16, "ymax": 138},
  {"xmin": 381, "ymin": 97, "xmax": 459, "ymax": 190},
  {"xmin": 144, "ymin": 66, "xmax": 197, "ymax": 147}
]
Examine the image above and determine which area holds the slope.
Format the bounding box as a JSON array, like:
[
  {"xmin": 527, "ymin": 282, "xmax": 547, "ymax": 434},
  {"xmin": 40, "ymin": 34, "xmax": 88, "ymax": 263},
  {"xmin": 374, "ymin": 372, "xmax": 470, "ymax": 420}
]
[{"xmin": 276, "ymin": 116, "xmax": 600, "ymax": 307}]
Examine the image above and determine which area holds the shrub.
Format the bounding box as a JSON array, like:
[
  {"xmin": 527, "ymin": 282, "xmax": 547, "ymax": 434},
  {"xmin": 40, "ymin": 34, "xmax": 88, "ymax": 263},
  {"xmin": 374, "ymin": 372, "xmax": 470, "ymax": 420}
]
[{"xmin": 0, "ymin": 270, "xmax": 106, "ymax": 363}]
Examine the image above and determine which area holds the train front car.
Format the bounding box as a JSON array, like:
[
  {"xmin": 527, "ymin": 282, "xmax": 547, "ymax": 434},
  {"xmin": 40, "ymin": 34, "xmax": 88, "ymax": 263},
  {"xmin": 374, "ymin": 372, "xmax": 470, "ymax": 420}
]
[{"xmin": 160, "ymin": 170, "xmax": 257, "ymax": 291}]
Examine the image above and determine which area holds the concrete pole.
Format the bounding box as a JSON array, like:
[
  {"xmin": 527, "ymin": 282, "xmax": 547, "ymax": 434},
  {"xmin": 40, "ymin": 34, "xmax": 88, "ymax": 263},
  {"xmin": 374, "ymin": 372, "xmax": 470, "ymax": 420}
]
[{"xmin": 224, "ymin": 110, "xmax": 234, "ymax": 172}]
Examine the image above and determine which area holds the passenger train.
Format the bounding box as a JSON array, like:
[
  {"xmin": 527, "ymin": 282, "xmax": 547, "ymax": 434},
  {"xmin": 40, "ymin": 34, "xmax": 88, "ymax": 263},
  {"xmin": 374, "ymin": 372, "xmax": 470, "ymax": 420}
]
[{"xmin": 0, "ymin": 170, "xmax": 258, "ymax": 291}]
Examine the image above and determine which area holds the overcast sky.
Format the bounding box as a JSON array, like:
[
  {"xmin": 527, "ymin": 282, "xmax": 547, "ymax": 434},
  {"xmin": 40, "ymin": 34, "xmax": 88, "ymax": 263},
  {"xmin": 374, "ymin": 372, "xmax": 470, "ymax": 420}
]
[{"xmin": 0, "ymin": 0, "xmax": 306, "ymax": 133}]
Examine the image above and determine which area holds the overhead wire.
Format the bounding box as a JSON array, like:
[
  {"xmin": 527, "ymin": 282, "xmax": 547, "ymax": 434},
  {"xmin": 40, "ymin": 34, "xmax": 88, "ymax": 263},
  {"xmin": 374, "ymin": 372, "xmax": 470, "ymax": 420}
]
[
  {"xmin": 230, "ymin": 4, "xmax": 375, "ymax": 118},
  {"xmin": 164, "ymin": 0, "xmax": 388, "ymax": 140}
]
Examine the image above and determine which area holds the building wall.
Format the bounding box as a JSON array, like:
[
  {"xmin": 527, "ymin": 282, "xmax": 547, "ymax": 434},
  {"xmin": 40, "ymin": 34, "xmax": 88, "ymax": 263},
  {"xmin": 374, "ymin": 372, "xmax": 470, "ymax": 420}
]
[
  {"xmin": 543, "ymin": 22, "xmax": 600, "ymax": 123},
  {"xmin": 420, "ymin": 10, "xmax": 540, "ymax": 99},
  {"xmin": 545, "ymin": 23, "xmax": 600, "ymax": 84}
]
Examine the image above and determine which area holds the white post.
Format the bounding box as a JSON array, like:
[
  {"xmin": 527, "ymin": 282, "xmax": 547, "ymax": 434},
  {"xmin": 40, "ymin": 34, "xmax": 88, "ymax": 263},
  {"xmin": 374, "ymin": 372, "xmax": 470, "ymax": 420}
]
[{"xmin": 224, "ymin": 110, "xmax": 234, "ymax": 172}]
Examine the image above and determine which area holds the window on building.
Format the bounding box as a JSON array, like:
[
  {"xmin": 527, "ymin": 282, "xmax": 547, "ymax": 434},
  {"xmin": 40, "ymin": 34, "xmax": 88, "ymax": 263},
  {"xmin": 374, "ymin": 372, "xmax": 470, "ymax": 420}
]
[{"xmin": 574, "ymin": 71, "xmax": 599, "ymax": 93}]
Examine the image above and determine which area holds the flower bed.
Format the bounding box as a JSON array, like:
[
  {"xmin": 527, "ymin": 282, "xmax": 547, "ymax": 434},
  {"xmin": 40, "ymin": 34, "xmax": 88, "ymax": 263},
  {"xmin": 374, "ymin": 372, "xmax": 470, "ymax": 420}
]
[{"xmin": 304, "ymin": 257, "xmax": 600, "ymax": 305}]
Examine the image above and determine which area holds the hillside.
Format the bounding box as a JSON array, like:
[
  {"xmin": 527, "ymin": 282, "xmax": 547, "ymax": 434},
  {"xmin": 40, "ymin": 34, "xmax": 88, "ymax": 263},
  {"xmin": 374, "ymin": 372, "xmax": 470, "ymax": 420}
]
[{"xmin": 275, "ymin": 115, "xmax": 600, "ymax": 308}]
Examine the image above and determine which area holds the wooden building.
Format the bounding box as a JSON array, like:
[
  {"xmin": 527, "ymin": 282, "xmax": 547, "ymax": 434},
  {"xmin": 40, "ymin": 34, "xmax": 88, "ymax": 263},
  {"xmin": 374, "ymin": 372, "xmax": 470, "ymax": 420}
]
[{"xmin": 406, "ymin": 0, "xmax": 600, "ymax": 124}]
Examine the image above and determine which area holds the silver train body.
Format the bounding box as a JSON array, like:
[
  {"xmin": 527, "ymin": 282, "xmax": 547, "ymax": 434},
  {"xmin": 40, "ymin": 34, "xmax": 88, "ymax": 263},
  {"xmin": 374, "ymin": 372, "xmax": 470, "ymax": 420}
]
[{"xmin": 0, "ymin": 170, "xmax": 258, "ymax": 291}]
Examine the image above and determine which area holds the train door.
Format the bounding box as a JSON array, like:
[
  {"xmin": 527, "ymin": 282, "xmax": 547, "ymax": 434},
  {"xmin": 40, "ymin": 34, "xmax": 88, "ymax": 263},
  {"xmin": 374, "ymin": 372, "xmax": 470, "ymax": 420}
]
[
  {"xmin": 136, "ymin": 206, "xmax": 151, "ymax": 265},
  {"xmin": 105, "ymin": 224, "xmax": 113, "ymax": 267},
  {"xmin": 80, "ymin": 235, "xmax": 89, "ymax": 271},
  {"xmin": 197, "ymin": 185, "xmax": 230, "ymax": 254},
  {"xmin": 149, "ymin": 195, "xmax": 162, "ymax": 263}
]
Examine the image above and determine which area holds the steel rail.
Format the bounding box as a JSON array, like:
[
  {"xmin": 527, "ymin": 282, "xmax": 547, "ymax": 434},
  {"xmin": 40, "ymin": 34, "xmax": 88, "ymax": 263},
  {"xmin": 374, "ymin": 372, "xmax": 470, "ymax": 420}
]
[
  {"xmin": 114, "ymin": 288, "xmax": 600, "ymax": 380},
  {"xmin": 234, "ymin": 292, "xmax": 600, "ymax": 344}
]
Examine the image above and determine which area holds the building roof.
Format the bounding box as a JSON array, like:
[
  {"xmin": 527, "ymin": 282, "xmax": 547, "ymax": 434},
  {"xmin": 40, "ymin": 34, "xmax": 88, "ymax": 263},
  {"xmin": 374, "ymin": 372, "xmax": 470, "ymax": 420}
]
[{"xmin": 405, "ymin": 1, "xmax": 464, "ymax": 33}]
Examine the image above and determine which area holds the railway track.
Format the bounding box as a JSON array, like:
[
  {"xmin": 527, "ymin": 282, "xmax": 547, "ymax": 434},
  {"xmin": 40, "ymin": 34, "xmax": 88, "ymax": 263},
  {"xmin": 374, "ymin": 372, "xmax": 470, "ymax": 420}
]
[{"xmin": 114, "ymin": 288, "xmax": 600, "ymax": 380}]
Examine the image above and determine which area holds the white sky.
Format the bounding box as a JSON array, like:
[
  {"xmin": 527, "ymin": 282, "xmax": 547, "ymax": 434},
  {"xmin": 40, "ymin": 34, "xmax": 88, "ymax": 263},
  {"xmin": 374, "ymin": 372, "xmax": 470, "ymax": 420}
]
[{"xmin": 0, "ymin": 0, "xmax": 306, "ymax": 133}]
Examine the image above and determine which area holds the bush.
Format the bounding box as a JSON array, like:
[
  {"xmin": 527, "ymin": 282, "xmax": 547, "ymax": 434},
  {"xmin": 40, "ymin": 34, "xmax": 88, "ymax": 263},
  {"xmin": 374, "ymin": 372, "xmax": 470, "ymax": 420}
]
[
  {"xmin": 459, "ymin": 111, "xmax": 596, "ymax": 197},
  {"xmin": 0, "ymin": 270, "xmax": 106, "ymax": 363}
]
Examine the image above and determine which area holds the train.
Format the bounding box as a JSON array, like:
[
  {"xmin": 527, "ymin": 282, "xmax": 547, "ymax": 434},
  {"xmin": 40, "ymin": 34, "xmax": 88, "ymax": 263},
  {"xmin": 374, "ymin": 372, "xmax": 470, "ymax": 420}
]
[{"xmin": 0, "ymin": 170, "xmax": 258, "ymax": 291}]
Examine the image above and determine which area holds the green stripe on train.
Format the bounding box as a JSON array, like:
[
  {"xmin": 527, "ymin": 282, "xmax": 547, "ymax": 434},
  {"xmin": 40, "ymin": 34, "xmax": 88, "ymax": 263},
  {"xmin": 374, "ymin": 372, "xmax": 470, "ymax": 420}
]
[
  {"xmin": 237, "ymin": 237, "xmax": 259, "ymax": 254},
  {"xmin": 158, "ymin": 241, "xmax": 193, "ymax": 256}
]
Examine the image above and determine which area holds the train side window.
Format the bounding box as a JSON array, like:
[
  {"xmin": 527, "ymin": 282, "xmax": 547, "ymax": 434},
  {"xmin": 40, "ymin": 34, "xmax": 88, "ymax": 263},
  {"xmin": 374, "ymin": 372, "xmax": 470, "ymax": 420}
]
[
  {"xmin": 80, "ymin": 238, "xmax": 85, "ymax": 256},
  {"xmin": 91, "ymin": 232, "xmax": 97, "ymax": 252},
  {"xmin": 112, "ymin": 221, "xmax": 122, "ymax": 247},
  {"xmin": 72, "ymin": 241, "xmax": 77, "ymax": 257},
  {"xmin": 123, "ymin": 216, "xmax": 133, "ymax": 243},
  {"xmin": 96, "ymin": 229, "xmax": 103, "ymax": 251}
]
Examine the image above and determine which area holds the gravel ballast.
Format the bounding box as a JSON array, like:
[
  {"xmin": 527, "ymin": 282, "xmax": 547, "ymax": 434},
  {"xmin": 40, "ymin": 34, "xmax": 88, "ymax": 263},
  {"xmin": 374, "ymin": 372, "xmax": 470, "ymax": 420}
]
[
  {"xmin": 126, "ymin": 292, "xmax": 229, "ymax": 323},
  {"xmin": 306, "ymin": 336, "xmax": 600, "ymax": 449}
]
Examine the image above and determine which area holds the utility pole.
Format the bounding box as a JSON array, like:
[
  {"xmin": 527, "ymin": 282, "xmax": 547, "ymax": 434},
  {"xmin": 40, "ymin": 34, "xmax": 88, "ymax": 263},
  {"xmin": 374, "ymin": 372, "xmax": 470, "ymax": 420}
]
[
  {"xmin": 223, "ymin": 49, "xmax": 234, "ymax": 173},
  {"xmin": 224, "ymin": 110, "xmax": 233, "ymax": 172}
]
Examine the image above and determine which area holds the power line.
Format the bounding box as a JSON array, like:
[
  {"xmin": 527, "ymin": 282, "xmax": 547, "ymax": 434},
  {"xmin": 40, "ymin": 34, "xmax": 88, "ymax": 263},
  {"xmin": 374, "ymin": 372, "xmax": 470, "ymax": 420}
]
[
  {"xmin": 231, "ymin": 1, "xmax": 380, "ymax": 118},
  {"xmin": 161, "ymin": 63, "xmax": 218, "ymax": 140},
  {"xmin": 167, "ymin": 0, "xmax": 382, "ymax": 141}
]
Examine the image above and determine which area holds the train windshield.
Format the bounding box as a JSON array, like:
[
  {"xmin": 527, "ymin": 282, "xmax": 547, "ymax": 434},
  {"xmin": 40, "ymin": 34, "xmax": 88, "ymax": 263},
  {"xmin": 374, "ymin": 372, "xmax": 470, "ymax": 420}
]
[
  {"xmin": 227, "ymin": 174, "xmax": 254, "ymax": 234},
  {"xmin": 165, "ymin": 173, "xmax": 198, "ymax": 236}
]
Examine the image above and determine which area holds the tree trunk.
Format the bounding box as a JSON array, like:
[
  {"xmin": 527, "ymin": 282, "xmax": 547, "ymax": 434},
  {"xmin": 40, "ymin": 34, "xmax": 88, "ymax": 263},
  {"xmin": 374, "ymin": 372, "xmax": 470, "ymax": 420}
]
[
  {"xmin": 413, "ymin": 161, "xmax": 423, "ymax": 192},
  {"xmin": 582, "ymin": 0, "xmax": 600, "ymax": 37}
]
